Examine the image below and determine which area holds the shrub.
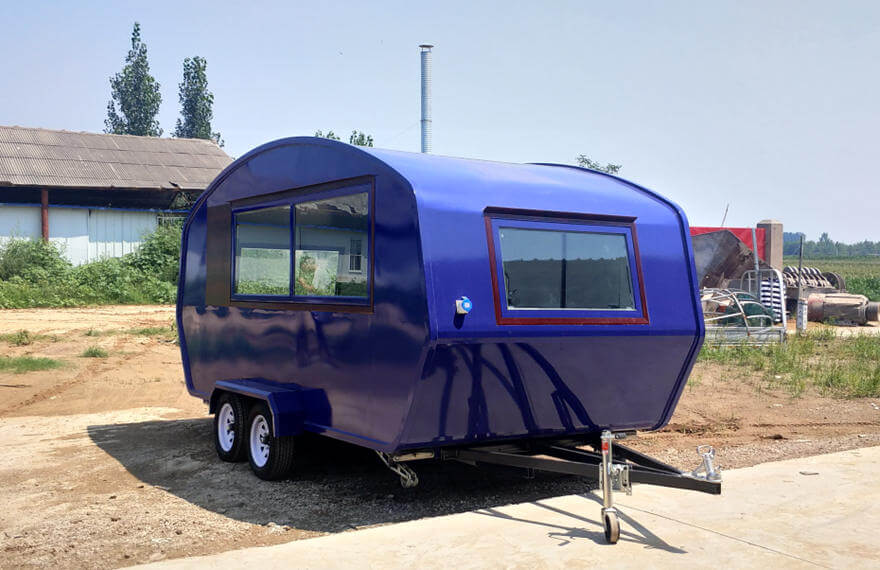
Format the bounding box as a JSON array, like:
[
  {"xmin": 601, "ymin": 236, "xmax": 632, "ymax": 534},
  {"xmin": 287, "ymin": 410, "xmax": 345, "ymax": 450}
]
[
  {"xmin": 0, "ymin": 224, "xmax": 181, "ymax": 308},
  {"xmin": 0, "ymin": 238, "xmax": 71, "ymax": 280},
  {"xmin": 125, "ymin": 222, "xmax": 182, "ymax": 283}
]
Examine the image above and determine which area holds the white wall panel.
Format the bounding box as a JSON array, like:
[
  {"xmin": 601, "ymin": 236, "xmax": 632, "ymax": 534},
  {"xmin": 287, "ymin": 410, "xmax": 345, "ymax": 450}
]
[
  {"xmin": 49, "ymin": 208, "xmax": 89, "ymax": 265},
  {"xmin": 87, "ymin": 210, "xmax": 158, "ymax": 263},
  {"xmin": 1, "ymin": 205, "xmax": 159, "ymax": 266},
  {"xmin": 0, "ymin": 207, "xmax": 41, "ymax": 243}
]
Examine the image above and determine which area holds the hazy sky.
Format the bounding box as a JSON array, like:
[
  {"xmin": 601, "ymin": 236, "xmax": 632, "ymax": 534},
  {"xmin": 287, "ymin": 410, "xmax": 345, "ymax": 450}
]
[{"xmin": 2, "ymin": 1, "xmax": 877, "ymax": 241}]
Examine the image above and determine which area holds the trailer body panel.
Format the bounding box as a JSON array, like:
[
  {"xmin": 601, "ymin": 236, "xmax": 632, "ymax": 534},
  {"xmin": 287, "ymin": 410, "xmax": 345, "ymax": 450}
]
[{"xmin": 177, "ymin": 138, "xmax": 704, "ymax": 453}]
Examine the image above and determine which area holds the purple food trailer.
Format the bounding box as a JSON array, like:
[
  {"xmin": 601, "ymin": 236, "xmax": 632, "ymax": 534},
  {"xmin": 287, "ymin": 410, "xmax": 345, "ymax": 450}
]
[{"xmin": 177, "ymin": 137, "xmax": 720, "ymax": 543}]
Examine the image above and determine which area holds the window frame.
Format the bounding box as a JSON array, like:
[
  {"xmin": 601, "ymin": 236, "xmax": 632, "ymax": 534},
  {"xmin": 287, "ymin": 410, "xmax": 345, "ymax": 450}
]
[
  {"xmin": 227, "ymin": 176, "xmax": 375, "ymax": 313},
  {"xmin": 484, "ymin": 207, "xmax": 649, "ymax": 325}
]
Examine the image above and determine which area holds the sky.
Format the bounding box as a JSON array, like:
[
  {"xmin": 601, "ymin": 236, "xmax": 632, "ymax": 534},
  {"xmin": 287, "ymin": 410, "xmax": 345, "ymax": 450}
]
[{"xmin": 2, "ymin": 1, "xmax": 878, "ymax": 242}]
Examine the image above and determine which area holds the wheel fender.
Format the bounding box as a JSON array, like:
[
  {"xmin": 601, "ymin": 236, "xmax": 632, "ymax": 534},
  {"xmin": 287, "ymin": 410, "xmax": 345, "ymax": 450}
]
[{"xmin": 211, "ymin": 379, "xmax": 308, "ymax": 437}]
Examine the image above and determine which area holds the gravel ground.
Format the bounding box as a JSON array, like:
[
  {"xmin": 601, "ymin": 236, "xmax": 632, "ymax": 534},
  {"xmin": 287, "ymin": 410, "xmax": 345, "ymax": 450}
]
[{"xmin": 1, "ymin": 306, "xmax": 878, "ymax": 568}]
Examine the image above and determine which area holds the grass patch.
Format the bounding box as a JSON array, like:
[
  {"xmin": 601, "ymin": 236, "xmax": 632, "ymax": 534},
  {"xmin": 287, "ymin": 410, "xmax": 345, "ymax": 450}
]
[
  {"xmin": 1, "ymin": 330, "xmax": 35, "ymax": 346},
  {"xmin": 0, "ymin": 330, "xmax": 57, "ymax": 345},
  {"xmin": 0, "ymin": 355, "xmax": 63, "ymax": 374},
  {"xmin": 699, "ymin": 331, "xmax": 880, "ymax": 397},
  {"xmin": 82, "ymin": 325, "xmax": 177, "ymax": 341},
  {"xmin": 81, "ymin": 346, "xmax": 109, "ymax": 358},
  {"xmin": 126, "ymin": 326, "xmax": 176, "ymax": 340}
]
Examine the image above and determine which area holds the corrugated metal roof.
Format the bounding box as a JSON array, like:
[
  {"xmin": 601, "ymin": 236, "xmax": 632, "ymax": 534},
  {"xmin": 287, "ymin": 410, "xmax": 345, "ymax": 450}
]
[{"xmin": 0, "ymin": 125, "xmax": 233, "ymax": 190}]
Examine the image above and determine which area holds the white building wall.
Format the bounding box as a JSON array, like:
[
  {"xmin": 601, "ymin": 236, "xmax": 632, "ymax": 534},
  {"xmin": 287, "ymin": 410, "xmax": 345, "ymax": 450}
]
[
  {"xmin": 0, "ymin": 206, "xmax": 41, "ymax": 242},
  {"xmin": 88, "ymin": 209, "xmax": 158, "ymax": 263},
  {"xmin": 0, "ymin": 205, "xmax": 159, "ymax": 266},
  {"xmin": 50, "ymin": 208, "xmax": 90, "ymax": 264}
]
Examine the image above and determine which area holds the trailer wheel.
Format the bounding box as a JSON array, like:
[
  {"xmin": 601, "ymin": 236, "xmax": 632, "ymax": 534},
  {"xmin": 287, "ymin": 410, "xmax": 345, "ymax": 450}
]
[
  {"xmin": 603, "ymin": 510, "xmax": 620, "ymax": 544},
  {"xmin": 214, "ymin": 393, "xmax": 247, "ymax": 462},
  {"xmin": 246, "ymin": 402, "xmax": 295, "ymax": 480}
]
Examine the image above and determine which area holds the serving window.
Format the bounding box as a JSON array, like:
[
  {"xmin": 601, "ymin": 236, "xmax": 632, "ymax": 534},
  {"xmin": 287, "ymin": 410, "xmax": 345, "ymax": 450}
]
[
  {"xmin": 293, "ymin": 193, "xmax": 369, "ymax": 298},
  {"xmin": 485, "ymin": 209, "xmax": 648, "ymax": 325},
  {"xmin": 226, "ymin": 178, "xmax": 374, "ymax": 310},
  {"xmin": 233, "ymin": 206, "xmax": 291, "ymax": 296}
]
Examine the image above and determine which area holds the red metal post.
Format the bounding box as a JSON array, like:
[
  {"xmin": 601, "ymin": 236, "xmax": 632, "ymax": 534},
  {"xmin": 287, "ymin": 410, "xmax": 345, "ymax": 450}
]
[{"xmin": 40, "ymin": 189, "xmax": 49, "ymax": 240}]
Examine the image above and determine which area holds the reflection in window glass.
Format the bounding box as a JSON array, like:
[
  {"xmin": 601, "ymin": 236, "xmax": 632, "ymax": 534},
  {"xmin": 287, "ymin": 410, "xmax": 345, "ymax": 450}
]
[
  {"xmin": 234, "ymin": 206, "xmax": 291, "ymax": 295},
  {"xmin": 499, "ymin": 227, "xmax": 635, "ymax": 310},
  {"xmin": 294, "ymin": 192, "xmax": 369, "ymax": 297}
]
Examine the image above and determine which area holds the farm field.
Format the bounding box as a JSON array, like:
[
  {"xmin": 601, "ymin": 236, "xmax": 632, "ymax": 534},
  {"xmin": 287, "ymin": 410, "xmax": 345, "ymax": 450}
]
[
  {"xmin": 783, "ymin": 255, "xmax": 880, "ymax": 300},
  {"xmin": 0, "ymin": 306, "xmax": 878, "ymax": 568}
]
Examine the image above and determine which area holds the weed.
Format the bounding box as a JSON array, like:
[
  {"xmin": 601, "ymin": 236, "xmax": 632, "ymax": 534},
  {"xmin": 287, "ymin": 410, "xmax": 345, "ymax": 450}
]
[
  {"xmin": 81, "ymin": 346, "xmax": 109, "ymax": 358},
  {"xmin": 699, "ymin": 332, "xmax": 880, "ymax": 398},
  {"xmin": 0, "ymin": 355, "xmax": 63, "ymax": 373},
  {"xmin": 84, "ymin": 329, "xmax": 103, "ymax": 337},
  {"xmin": 0, "ymin": 330, "xmax": 31, "ymax": 346},
  {"xmin": 126, "ymin": 326, "xmax": 176, "ymax": 340}
]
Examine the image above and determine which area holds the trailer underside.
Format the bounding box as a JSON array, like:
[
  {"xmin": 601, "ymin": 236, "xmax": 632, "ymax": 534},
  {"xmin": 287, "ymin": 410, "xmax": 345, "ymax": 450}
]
[{"xmin": 380, "ymin": 430, "xmax": 722, "ymax": 544}]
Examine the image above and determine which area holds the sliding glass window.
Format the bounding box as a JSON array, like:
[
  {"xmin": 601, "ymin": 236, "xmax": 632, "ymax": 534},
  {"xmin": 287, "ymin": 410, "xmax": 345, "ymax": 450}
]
[{"xmin": 229, "ymin": 180, "xmax": 373, "ymax": 307}]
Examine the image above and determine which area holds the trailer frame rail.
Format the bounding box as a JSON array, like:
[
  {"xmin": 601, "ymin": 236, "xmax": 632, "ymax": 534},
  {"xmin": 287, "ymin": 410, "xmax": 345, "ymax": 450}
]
[{"xmin": 437, "ymin": 430, "xmax": 721, "ymax": 543}]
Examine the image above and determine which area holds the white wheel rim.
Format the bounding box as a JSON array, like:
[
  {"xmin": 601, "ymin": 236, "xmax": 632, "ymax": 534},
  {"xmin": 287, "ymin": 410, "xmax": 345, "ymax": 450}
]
[
  {"xmin": 250, "ymin": 414, "xmax": 271, "ymax": 468},
  {"xmin": 217, "ymin": 403, "xmax": 236, "ymax": 452}
]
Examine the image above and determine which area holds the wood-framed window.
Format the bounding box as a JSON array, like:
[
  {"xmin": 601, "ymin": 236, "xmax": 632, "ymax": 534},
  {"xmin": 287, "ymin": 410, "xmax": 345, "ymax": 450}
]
[
  {"xmin": 207, "ymin": 176, "xmax": 375, "ymax": 312},
  {"xmin": 484, "ymin": 207, "xmax": 649, "ymax": 325}
]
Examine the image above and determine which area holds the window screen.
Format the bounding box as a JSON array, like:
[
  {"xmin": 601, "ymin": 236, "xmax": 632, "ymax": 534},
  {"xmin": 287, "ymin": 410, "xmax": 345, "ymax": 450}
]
[
  {"xmin": 233, "ymin": 206, "xmax": 291, "ymax": 295},
  {"xmin": 294, "ymin": 192, "xmax": 369, "ymax": 298},
  {"xmin": 498, "ymin": 227, "xmax": 635, "ymax": 310}
]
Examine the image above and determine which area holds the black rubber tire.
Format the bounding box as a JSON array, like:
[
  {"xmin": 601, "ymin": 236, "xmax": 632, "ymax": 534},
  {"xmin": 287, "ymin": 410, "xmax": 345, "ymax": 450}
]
[
  {"xmin": 213, "ymin": 393, "xmax": 247, "ymax": 462},
  {"xmin": 603, "ymin": 510, "xmax": 620, "ymax": 544},
  {"xmin": 246, "ymin": 402, "xmax": 295, "ymax": 481}
]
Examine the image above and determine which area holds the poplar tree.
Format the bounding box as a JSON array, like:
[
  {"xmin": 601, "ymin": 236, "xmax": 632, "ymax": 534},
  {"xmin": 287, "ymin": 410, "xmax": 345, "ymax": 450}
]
[
  {"xmin": 105, "ymin": 23, "xmax": 163, "ymax": 136},
  {"xmin": 173, "ymin": 56, "xmax": 223, "ymax": 146}
]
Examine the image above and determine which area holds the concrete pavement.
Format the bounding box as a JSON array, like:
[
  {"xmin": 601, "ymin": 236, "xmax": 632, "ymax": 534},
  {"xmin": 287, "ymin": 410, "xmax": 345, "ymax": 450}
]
[{"xmin": 141, "ymin": 447, "xmax": 880, "ymax": 569}]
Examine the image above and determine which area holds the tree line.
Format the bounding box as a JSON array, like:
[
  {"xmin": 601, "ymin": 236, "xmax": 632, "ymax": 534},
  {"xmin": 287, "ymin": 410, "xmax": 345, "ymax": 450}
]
[{"xmin": 783, "ymin": 232, "xmax": 880, "ymax": 257}]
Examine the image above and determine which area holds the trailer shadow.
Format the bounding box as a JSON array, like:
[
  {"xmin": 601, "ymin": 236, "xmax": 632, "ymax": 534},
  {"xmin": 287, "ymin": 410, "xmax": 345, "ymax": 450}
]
[{"xmin": 88, "ymin": 417, "xmax": 605, "ymax": 534}]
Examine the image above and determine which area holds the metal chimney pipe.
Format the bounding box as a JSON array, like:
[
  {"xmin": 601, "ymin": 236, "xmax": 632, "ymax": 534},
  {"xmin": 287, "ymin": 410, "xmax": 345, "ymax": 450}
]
[{"xmin": 419, "ymin": 44, "xmax": 433, "ymax": 153}]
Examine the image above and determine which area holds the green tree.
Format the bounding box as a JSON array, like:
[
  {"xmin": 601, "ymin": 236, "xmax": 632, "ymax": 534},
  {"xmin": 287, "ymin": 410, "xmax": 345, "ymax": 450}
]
[
  {"xmin": 314, "ymin": 130, "xmax": 341, "ymax": 141},
  {"xmin": 576, "ymin": 155, "xmax": 622, "ymax": 175},
  {"xmin": 349, "ymin": 130, "xmax": 374, "ymax": 147},
  {"xmin": 315, "ymin": 130, "xmax": 374, "ymax": 146},
  {"xmin": 105, "ymin": 23, "xmax": 162, "ymax": 136},
  {"xmin": 173, "ymin": 56, "xmax": 223, "ymax": 146}
]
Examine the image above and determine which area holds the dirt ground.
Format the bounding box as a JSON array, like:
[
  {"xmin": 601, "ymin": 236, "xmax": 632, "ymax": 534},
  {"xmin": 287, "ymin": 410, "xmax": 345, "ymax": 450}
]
[{"xmin": 1, "ymin": 306, "xmax": 878, "ymax": 568}]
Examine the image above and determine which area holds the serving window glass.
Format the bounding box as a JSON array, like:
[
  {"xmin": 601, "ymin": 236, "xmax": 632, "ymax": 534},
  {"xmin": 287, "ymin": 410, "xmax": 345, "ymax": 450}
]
[
  {"xmin": 293, "ymin": 192, "xmax": 369, "ymax": 299},
  {"xmin": 228, "ymin": 178, "xmax": 374, "ymax": 310},
  {"xmin": 233, "ymin": 206, "xmax": 291, "ymax": 296},
  {"xmin": 486, "ymin": 211, "xmax": 648, "ymax": 325}
]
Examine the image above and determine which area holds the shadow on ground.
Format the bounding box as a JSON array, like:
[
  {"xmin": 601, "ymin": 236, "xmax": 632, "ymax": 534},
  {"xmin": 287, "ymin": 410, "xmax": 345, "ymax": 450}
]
[
  {"xmin": 476, "ymin": 494, "xmax": 687, "ymax": 553},
  {"xmin": 88, "ymin": 418, "xmax": 600, "ymax": 534}
]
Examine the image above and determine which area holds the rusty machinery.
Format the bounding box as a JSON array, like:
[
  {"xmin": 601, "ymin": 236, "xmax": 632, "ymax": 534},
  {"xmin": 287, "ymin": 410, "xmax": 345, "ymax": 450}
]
[{"xmin": 692, "ymin": 230, "xmax": 879, "ymax": 327}]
